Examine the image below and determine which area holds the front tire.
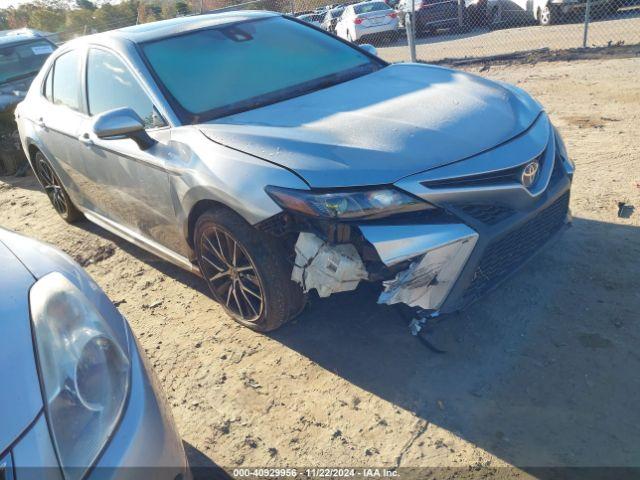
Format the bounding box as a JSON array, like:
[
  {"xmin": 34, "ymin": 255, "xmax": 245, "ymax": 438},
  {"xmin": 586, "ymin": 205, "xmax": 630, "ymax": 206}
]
[
  {"xmin": 34, "ymin": 152, "xmax": 82, "ymax": 223},
  {"xmin": 194, "ymin": 208, "xmax": 305, "ymax": 332}
]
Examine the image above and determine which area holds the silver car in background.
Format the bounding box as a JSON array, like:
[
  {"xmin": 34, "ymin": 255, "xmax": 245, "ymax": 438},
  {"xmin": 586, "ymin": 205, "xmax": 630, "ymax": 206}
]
[
  {"xmin": 16, "ymin": 11, "xmax": 574, "ymax": 333},
  {"xmin": 0, "ymin": 228, "xmax": 189, "ymax": 480}
]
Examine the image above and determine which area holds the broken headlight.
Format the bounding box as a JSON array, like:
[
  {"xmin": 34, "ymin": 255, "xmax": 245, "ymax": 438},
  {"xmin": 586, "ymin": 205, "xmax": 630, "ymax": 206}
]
[{"xmin": 266, "ymin": 186, "xmax": 434, "ymax": 220}]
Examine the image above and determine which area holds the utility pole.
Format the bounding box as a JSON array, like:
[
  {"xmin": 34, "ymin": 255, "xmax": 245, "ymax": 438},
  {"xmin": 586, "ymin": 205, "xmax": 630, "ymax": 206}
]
[
  {"xmin": 406, "ymin": 0, "xmax": 416, "ymax": 62},
  {"xmin": 582, "ymin": 0, "xmax": 592, "ymax": 47}
]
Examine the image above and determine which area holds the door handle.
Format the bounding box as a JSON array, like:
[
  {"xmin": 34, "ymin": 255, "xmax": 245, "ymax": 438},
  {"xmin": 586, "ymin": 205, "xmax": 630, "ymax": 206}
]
[
  {"xmin": 36, "ymin": 117, "xmax": 46, "ymax": 128},
  {"xmin": 79, "ymin": 133, "xmax": 94, "ymax": 147}
]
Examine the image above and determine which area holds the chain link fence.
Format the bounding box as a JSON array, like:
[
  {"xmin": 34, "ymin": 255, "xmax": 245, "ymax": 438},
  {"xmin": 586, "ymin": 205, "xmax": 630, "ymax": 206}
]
[
  {"xmin": 197, "ymin": 0, "xmax": 640, "ymax": 63},
  {"xmin": 28, "ymin": 0, "xmax": 638, "ymax": 64}
]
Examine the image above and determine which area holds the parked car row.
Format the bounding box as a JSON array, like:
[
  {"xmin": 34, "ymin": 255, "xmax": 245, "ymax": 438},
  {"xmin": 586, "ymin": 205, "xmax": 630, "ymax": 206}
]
[
  {"xmin": 296, "ymin": 0, "xmax": 625, "ymax": 39},
  {"xmin": 295, "ymin": 0, "xmax": 476, "ymax": 43}
]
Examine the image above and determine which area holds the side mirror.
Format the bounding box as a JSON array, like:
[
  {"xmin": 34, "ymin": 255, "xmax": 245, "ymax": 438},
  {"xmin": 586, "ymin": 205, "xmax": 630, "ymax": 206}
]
[
  {"xmin": 92, "ymin": 107, "xmax": 156, "ymax": 151},
  {"xmin": 360, "ymin": 44, "xmax": 378, "ymax": 56}
]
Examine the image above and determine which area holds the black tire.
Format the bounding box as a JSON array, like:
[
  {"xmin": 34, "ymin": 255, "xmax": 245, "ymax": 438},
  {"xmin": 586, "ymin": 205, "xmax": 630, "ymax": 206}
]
[
  {"xmin": 34, "ymin": 151, "xmax": 82, "ymax": 223},
  {"xmin": 194, "ymin": 208, "xmax": 305, "ymax": 332}
]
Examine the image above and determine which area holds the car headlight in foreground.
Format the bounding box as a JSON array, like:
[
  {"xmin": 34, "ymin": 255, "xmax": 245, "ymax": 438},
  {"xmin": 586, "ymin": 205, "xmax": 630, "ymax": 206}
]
[
  {"xmin": 265, "ymin": 186, "xmax": 434, "ymax": 220},
  {"xmin": 29, "ymin": 272, "xmax": 130, "ymax": 480}
]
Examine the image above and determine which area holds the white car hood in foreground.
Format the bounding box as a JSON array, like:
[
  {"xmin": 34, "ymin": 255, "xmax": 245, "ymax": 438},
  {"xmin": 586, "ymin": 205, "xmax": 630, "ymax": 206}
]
[{"xmin": 199, "ymin": 63, "xmax": 542, "ymax": 188}]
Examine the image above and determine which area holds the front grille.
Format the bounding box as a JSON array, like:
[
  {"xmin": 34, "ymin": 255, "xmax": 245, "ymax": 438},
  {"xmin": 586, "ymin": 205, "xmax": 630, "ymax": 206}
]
[
  {"xmin": 421, "ymin": 150, "xmax": 546, "ymax": 190},
  {"xmin": 458, "ymin": 204, "xmax": 515, "ymax": 225},
  {"xmin": 463, "ymin": 191, "xmax": 570, "ymax": 303}
]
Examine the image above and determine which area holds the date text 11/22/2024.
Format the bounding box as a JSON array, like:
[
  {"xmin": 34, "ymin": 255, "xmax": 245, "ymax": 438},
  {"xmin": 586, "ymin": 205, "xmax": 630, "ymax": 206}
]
[{"xmin": 232, "ymin": 468, "xmax": 399, "ymax": 477}]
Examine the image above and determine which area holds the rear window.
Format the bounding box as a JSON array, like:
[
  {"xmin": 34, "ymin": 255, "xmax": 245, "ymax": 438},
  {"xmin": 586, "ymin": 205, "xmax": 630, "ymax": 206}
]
[
  {"xmin": 0, "ymin": 39, "xmax": 55, "ymax": 85},
  {"xmin": 354, "ymin": 2, "xmax": 392, "ymax": 14}
]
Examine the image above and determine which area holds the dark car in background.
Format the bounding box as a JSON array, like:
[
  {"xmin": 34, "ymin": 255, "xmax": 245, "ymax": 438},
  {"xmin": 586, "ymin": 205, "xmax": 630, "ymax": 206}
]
[
  {"xmin": 0, "ymin": 30, "xmax": 56, "ymax": 175},
  {"xmin": 396, "ymin": 0, "xmax": 461, "ymax": 33}
]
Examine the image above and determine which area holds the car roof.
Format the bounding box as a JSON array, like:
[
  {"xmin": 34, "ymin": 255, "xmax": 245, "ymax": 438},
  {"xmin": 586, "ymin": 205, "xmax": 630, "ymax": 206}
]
[
  {"xmin": 0, "ymin": 31, "xmax": 46, "ymax": 47},
  {"xmin": 104, "ymin": 11, "xmax": 279, "ymax": 44}
]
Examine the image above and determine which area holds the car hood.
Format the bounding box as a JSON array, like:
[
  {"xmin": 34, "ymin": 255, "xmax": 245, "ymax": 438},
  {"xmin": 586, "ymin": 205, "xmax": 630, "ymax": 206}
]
[
  {"xmin": 199, "ymin": 63, "xmax": 542, "ymax": 188},
  {"xmin": 0, "ymin": 236, "xmax": 43, "ymax": 454}
]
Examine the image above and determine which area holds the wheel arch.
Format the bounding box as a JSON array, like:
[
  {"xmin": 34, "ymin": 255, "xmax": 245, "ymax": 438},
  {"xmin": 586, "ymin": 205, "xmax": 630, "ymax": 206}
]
[
  {"xmin": 27, "ymin": 142, "xmax": 40, "ymax": 162},
  {"xmin": 185, "ymin": 198, "xmax": 238, "ymax": 249}
]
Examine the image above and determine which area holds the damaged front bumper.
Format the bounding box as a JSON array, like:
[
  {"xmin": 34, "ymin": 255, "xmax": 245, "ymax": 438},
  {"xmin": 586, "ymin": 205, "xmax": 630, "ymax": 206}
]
[
  {"xmin": 291, "ymin": 181, "xmax": 571, "ymax": 314},
  {"xmin": 292, "ymin": 224, "xmax": 477, "ymax": 309},
  {"xmin": 288, "ymin": 114, "xmax": 573, "ymax": 314}
]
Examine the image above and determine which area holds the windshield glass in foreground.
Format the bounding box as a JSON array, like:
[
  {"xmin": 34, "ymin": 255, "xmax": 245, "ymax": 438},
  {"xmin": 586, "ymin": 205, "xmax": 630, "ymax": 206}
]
[
  {"xmin": 0, "ymin": 39, "xmax": 54, "ymax": 85},
  {"xmin": 141, "ymin": 17, "xmax": 382, "ymax": 121}
]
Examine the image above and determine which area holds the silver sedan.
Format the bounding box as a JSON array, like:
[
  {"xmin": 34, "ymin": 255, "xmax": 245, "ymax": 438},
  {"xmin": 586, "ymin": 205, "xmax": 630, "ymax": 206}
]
[
  {"xmin": 16, "ymin": 11, "xmax": 574, "ymax": 332},
  {"xmin": 0, "ymin": 228, "xmax": 189, "ymax": 480}
]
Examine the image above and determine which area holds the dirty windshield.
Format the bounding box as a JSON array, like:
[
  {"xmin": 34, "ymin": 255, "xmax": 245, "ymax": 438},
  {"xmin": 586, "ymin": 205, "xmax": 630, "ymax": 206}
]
[{"xmin": 141, "ymin": 16, "xmax": 382, "ymax": 122}]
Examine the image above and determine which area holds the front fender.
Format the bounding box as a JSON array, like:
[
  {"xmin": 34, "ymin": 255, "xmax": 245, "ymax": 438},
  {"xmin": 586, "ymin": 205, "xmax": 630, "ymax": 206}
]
[{"xmin": 168, "ymin": 127, "xmax": 309, "ymax": 245}]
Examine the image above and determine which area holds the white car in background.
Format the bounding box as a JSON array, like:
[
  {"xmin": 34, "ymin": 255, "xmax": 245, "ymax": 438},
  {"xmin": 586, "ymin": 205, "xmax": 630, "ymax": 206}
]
[{"xmin": 335, "ymin": 1, "xmax": 400, "ymax": 42}]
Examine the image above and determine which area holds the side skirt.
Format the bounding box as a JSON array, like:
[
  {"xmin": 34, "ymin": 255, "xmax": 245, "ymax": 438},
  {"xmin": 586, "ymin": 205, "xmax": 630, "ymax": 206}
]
[{"xmin": 80, "ymin": 209, "xmax": 202, "ymax": 277}]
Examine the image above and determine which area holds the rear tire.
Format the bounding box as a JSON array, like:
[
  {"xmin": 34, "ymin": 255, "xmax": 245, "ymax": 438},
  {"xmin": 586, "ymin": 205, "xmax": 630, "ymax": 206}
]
[
  {"xmin": 34, "ymin": 152, "xmax": 82, "ymax": 223},
  {"xmin": 194, "ymin": 208, "xmax": 305, "ymax": 332}
]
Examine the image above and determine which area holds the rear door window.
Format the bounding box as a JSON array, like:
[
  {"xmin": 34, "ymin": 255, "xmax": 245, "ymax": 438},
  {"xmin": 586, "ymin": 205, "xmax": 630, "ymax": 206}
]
[{"xmin": 51, "ymin": 50, "xmax": 81, "ymax": 111}]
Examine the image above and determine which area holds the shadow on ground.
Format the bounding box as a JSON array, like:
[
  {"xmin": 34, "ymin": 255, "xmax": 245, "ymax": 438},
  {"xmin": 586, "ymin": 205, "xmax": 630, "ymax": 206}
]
[
  {"xmin": 269, "ymin": 217, "xmax": 640, "ymax": 471},
  {"xmin": 184, "ymin": 441, "xmax": 232, "ymax": 480},
  {"xmin": 53, "ymin": 197, "xmax": 640, "ymax": 471}
]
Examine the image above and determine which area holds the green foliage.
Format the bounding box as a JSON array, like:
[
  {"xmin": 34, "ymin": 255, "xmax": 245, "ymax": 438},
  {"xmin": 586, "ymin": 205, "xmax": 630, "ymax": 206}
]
[{"xmin": 0, "ymin": 0, "xmax": 197, "ymax": 40}]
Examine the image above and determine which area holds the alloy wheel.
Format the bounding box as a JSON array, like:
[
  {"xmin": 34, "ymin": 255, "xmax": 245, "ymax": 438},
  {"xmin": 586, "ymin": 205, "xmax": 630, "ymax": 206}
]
[
  {"xmin": 37, "ymin": 158, "xmax": 68, "ymax": 216},
  {"xmin": 199, "ymin": 227, "xmax": 265, "ymax": 322}
]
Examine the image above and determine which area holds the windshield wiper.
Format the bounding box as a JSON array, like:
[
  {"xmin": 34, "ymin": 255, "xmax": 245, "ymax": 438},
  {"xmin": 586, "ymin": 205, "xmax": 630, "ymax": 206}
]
[
  {"xmin": 0, "ymin": 70, "xmax": 41, "ymax": 86},
  {"xmin": 201, "ymin": 62, "xmax": 381, "ymax": 122},
  {"xmin": 302, "ymin": 63, "xmax": 378, "ymax": 91}
]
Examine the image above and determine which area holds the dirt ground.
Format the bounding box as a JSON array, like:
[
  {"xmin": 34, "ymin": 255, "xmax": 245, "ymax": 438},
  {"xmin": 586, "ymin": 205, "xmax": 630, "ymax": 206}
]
[
  {"xmin": 376, "ymin": 9, "xmax": 640, "ymax": 63},
  {"xmin": 1, "ymin": 55, "xmax": 639, "ymax": 477}
]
